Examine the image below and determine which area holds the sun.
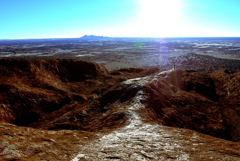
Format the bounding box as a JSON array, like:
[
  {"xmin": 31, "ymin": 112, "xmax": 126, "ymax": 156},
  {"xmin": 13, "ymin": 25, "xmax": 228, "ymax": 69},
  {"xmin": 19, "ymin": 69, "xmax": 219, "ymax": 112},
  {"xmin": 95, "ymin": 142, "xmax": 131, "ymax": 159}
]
[{"xmin": 135, "ymin": 0, "xmax": 183, "ymax": 37}]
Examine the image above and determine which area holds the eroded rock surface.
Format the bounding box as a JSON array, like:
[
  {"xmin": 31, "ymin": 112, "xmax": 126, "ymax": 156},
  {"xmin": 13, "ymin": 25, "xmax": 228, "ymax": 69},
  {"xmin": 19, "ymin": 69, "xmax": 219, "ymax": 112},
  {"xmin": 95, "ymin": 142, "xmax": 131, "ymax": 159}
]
[{"xmin": 0, "ymin": 59, "xmax": 240, "ymax": 160}]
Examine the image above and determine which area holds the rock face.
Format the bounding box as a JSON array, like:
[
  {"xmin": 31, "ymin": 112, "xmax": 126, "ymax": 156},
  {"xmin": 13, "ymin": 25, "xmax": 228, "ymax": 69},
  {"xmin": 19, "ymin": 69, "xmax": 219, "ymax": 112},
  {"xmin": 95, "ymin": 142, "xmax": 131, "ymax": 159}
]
[
  {"xmin": 0, "ymin": 59, "xmax": 240, "ymax": 160},
  {"xmin": 0, "ymin": 59, "xmax": 109, "ymax": 126},
  {"xmin": 142, "ymin": 70, "xmax": 233, "ymax": 141}
]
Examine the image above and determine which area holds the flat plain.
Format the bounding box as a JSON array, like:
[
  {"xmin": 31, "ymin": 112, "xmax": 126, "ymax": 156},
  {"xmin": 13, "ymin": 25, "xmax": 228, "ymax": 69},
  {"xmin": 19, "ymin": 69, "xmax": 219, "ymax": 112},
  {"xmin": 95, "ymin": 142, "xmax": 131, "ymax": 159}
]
[{"xmin": 1, "ymin": 37, "xmax": 240, "ymax": 72}]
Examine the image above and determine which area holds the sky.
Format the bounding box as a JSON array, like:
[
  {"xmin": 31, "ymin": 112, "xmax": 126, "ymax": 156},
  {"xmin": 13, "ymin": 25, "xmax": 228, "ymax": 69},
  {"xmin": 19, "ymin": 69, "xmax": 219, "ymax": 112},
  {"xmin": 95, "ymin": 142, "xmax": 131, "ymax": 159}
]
[{"xmin": 0, "ymin": 0, "xmax": 240, "ymax": 39}]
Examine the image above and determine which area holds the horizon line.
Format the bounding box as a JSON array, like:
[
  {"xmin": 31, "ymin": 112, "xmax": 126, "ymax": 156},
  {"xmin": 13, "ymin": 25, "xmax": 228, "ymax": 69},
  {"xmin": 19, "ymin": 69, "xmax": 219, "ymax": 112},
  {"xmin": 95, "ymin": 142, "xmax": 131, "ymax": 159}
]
[{"xmin": 1, "ymin": 36, "xmax": 240, "ymax": 40}]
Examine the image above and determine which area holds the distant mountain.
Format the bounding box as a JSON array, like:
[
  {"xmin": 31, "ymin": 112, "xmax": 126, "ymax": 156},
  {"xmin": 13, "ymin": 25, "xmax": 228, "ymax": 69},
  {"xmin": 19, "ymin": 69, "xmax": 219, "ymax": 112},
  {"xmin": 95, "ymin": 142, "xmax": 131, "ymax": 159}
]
[{"xmin": 80, "ymin": 34, "xmax": 109, "ymax": 39}]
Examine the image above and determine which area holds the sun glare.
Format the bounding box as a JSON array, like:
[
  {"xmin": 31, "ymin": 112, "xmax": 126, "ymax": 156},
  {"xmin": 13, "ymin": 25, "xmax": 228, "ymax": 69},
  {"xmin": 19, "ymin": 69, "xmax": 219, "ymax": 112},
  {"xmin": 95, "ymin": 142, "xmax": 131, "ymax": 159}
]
[{"xmin": 136, "ymin": 0, "xmax": 183, "ymax": 37}]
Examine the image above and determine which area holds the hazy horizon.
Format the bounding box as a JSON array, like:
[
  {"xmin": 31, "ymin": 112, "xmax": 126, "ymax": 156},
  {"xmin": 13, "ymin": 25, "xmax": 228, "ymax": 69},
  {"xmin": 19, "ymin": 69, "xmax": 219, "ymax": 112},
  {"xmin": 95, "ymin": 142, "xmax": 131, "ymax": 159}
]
[
  {"xmin": 1, "ymin": 0, "xmax": 240, "ymax": 39},
  {"xmin": 2, "ymin": 36, "xmax": 240, "ymax": 41}
]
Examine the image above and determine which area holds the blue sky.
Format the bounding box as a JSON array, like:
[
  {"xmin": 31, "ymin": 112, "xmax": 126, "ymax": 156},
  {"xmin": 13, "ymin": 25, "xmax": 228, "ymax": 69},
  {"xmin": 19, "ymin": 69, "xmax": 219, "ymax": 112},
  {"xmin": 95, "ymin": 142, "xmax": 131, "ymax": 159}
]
[{"xmin": 0, "ymin": 0, "xmax": 240, "ymax": 39}]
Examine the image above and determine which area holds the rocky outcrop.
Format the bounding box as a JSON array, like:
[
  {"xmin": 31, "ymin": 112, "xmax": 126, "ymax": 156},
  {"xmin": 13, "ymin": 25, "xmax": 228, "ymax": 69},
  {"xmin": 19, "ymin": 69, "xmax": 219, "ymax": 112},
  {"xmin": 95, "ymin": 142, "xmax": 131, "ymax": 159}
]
[
  {"xmin": 143, "ymin": 70, "xmax": 229, "ymax": 140},
  {"xmin": 0, "ymin": 59, "xmax": 158, "ymax": 130},
  {"xmin": 0, "ymin": 59, "xmax": 240, "ymax": 160},
  {"xmin": 0, "ymin": 59, "xmax": 108, "ymax": 126}
]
